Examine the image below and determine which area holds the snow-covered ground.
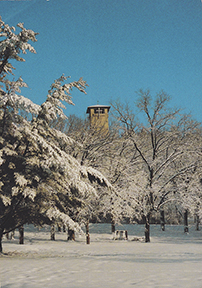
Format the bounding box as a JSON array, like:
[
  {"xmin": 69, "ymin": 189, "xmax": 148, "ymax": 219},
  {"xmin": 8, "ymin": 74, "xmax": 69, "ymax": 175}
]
[{"xmin": 1, "ymin": 224, "xmax": 202, "ymax": 288}]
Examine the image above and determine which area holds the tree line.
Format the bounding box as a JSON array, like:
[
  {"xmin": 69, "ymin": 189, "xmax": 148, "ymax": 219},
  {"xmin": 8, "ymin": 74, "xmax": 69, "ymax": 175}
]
[{"xmin": 61, "ymin": 91, "xmax": 202, "ymax": 242}]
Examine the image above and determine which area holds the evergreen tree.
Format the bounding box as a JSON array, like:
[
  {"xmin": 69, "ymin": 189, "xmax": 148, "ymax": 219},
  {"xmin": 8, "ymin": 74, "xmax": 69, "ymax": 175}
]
[{"xmin": 0, "ymin": 17, "xmax": 113, "ymax": 252}]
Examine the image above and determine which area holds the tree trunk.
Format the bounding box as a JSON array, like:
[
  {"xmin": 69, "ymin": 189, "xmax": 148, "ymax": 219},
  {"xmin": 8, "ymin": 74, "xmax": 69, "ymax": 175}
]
[
  {"xmin": 184, "ymin": 210, "xmax": 189, "ymax": 233},
  {"xmin": 86, "ymin": 221, "xmax": 90, "ymax": 244},
  {"xmin": 0, "ymin": 228, "xmax": 3, "ymax": 253},
  {"xmin": 195, "ymin": 214, "xmax": 200, "ymax": 231},
  {"xmin": 160, "ymin": 210, "xmax": 165, "ymax": 231},
  {"xmin": 111, "ymin": 219, "xmax": 115, "ymax": 233},
  {"xmin": 125, "ymin": 230, "xmax": 128, "ymax": 240},
  {"xmin": 57, "ymin": 224, "xmax": 61, "ymax": 232},
  {"xmin": 144, "ymin": 215, "xmax": 150, "ymax": 242},
  {"xmin": 63, "ymin": 224, "xmax": 66, "ymax": 233},
  {"xmin": 50, "ymin": 224, "xmax": 55, "ymax": 240},
  {"xmin": 19, "ymin": 226, "xmax": 24, "ymax": 244},
  {"xmin": 67, "ymin": 228, "xmax": 75, "ymax": 241}
]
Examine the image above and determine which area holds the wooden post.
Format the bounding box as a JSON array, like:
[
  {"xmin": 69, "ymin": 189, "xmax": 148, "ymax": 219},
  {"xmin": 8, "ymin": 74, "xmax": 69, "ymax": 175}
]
[
  {"xmin": 19, "ymin": 226, "xmax": 24, "ymax": 244},
  {"xmin": 184, "ymin": 210, "xmax": 189, "ymax": 233}
]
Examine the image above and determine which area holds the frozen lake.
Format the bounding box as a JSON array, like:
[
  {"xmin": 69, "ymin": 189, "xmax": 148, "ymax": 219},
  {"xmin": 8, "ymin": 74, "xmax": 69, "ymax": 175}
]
[{"xmin": 1, "ymin": 224, "xmax": 202, "ymax": 288}]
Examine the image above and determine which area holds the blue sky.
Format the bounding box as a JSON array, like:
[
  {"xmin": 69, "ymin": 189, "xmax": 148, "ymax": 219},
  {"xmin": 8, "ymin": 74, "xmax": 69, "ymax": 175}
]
[{"xmin": 1, "ymin": 0, "xmax": 202, "ymax": 122}]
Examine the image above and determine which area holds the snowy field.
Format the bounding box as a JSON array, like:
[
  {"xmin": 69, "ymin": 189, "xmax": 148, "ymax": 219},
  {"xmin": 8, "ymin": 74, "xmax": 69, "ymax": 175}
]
[{"xmin": 1, "ymin": 224, "xmax": 202, "ymax": 288}]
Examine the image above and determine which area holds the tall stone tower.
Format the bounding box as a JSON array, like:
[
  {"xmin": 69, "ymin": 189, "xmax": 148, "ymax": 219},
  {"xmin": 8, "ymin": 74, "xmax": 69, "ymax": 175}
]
[{"xmin": 86, "ymin": 104, "xmax": 110, "ymax": 133}]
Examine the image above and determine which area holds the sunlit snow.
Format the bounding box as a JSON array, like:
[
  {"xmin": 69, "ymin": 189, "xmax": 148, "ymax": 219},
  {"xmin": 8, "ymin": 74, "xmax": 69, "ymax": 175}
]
[{"xmin": 1, "ymin": 224, "xmax": 202, "ymax": 288}]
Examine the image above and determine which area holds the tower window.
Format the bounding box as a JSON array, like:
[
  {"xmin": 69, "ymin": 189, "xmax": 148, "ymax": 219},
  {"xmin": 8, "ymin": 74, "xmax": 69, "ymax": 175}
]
[{"xmin": 94, "ymin": 108, "xmax": 104, "ymax": 114}]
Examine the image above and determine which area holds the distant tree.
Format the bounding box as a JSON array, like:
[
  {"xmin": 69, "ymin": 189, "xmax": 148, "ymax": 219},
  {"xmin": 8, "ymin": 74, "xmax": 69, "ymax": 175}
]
[
  {"xmin": 111, "ymin": 90, "xmax": 199, "ymax": 242},
  {"xmin": 65, "ymin": 113, "xmax": 132, "ymax": 225}
]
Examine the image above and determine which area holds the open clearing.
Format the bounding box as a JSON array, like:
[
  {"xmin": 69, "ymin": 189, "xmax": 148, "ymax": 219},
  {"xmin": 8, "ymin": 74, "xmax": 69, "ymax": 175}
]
[{"xmin": 1, "ymin": 224, "xmax": 202, "ymax": 288}]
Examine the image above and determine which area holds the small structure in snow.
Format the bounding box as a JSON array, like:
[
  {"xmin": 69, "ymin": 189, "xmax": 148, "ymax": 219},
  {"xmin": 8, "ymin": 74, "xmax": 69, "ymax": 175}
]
[{"xmin": 114, "ymin": 230, "xmax": 128, "ymax": 240}]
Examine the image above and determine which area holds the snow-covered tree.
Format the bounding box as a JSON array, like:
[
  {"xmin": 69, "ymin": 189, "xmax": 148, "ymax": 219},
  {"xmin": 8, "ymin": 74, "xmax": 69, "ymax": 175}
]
[
  {"xmin": 111, "ymin": 90, "xmax": 200, "ymax": 242},
  {"xmin": 59, "ymin": 114, "xmax": 130, "ymax": 229},
  {"xmin": 0, "ymin": 17, "xmax": 113, "ymax": 252}
]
